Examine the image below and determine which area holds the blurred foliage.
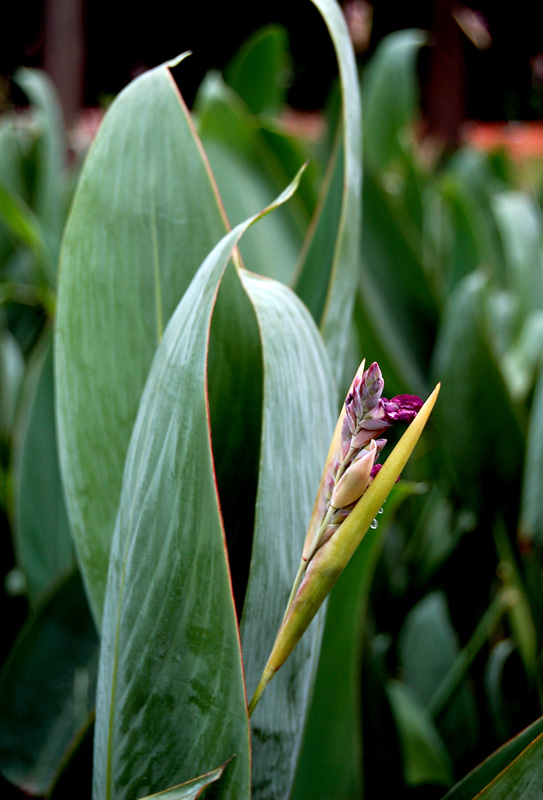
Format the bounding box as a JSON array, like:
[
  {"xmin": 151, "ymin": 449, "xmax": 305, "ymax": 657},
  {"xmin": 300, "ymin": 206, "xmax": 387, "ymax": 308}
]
[{"xmin": 2, "ymin": 7, "xmax": 543, "ymax": 799}]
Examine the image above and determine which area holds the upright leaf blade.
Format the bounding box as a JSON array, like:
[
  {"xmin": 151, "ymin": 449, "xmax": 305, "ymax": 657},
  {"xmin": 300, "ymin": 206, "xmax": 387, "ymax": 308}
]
[
  {"xmin": 239, "ymin": 270, "xmax": 336, "ymax": 800},
  {"xmin": 56, "ymin": 59, "xmax": 228, "ymax": 624},
  {"xmin": 295, "ymin": 0, "xmax": 362, "ymax": 382},
  {"xmin": 94, "ymin": 178, "xmax": 303, "ymax": 800}
]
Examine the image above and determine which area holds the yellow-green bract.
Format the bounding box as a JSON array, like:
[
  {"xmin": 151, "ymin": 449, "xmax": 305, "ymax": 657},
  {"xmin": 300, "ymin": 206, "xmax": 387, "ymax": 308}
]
[{"xmin": 249, "ymin": 381, "xmax": 440, "ymax": 715}]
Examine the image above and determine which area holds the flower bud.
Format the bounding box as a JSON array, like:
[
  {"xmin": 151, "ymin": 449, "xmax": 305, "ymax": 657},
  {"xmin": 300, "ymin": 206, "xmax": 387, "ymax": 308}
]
[{"xmin": 330, "ymin": 440, "xmax": 377, "ymax": 509}]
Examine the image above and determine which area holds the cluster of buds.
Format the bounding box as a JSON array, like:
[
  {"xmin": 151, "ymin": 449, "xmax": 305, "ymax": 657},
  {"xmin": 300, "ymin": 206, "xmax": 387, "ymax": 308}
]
[
  {"xmin": 304, "ymin": 362, "xmax": 423, "ymax": 562},
  {"xmin": 248, "ymin": 360, "xmax": 439, "ymax": 717}
]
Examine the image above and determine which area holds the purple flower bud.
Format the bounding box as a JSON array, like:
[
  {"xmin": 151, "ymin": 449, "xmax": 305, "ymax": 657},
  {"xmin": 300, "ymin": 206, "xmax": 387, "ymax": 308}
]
[
  {"xmin": 359, "ymin": 362, "xmax": 384, "ymax": 410},
  {"xmin": 381, "ymin": 394, "xmax": 423, "ymax": 423}
]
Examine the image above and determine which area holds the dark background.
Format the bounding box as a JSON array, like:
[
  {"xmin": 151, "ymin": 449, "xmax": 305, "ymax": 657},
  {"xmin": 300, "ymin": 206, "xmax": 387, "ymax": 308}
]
[{"xmin": 2, "ymin": 0, "xmax": 543, "ymax": 144}]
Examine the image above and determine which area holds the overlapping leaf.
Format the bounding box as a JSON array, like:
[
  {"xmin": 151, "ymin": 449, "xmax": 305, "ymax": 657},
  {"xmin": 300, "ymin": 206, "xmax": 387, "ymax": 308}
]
[
  {"xmin": 239, "ymin": 269, "xmax": 336, "ymax": 799},
  {"xmin": 93, "ymin": 181, "xmax": 302, "ymax": 800}
]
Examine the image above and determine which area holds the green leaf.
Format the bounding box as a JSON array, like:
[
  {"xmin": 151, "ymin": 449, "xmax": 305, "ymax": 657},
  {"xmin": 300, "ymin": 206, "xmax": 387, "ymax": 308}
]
[
  {"xmin": 195, "ymin": 74, "xmax": 306, "ymax": 284},
  {"xmin": 443, "ymin": 717, "xmax": 543, "ymax": 800},
  {"xmin": 0, "ymin": 326, "xmax": 24, "ymax": 439},
  {"xmin": 56, "ymin": 58, "xmax": 228, "ymax": 625},
  {"xmin": 360, "ymin": 170, "xmax": 437, "ymax": 395},
  {"xmin": 362, "ymin": 30, "xmax": 426, "ymax": 175},
  {"xmin": 225, "ymin": 25, "xmax": 290, "ymax": 116},
  {"xmin": 295, "ymin": 0, "xmax": 362, "ymax": 383},
  {"xmin": 14, "ymin": 68, "xmax": 65, "ymax": 243},
  {"xmin": 387, "ymin": 680, "xmax": 453, "ymax": 788},
  {"xmin": 398, "ymin": 591, "xmax": 478, "ymax": 761},
  {"xmin": 138, "ymin": 764, "xmax": 227, "ymax": 800},
  {"xmin": 520, "ymin": 360, "xmax": 543, "ymax": 548},
  {"xmin": 239, "ymin": 270, "xmax": 336, "ymax": 800},
  {"xmin": 93, "ymin": 177, "xmax": 303, "ymax": 800},
  {"xmin": 0, "ymin": 569, "xmax": 98, "ymax": 797},
  {"xmin": 0, "ymin": 181, "xmax": 55, "ymax": 290},
  {"xmin": 431, "ymin": 271, "xmax": 525, "ymax": 514},
  {"xmin": 492, "ymin": 192, "xmax": 543, "ymax": 314},
  {"xmin": 12, "ymin": 331, "xmax": 73, "ymax": 602}
]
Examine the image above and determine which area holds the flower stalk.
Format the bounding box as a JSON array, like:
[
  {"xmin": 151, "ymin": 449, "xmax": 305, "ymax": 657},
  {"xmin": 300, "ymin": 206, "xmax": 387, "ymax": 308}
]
[{"xmin": 248, "ymin": 363, "xmax": 440, "ymax": 717}]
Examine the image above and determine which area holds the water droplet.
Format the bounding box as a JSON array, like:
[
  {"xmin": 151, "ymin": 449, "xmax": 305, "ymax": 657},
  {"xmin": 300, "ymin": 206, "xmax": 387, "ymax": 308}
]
[
  {"xmin": 370, "ymin": 518, "xmax": 378, "ymax": 529},
  {"xmin": 378, "ymin": 507, "xmax": 384, "ymax": 515}
]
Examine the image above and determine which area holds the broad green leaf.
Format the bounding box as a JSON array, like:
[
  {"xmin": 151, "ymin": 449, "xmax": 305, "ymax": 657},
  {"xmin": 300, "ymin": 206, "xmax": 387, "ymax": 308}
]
[
  {"xmin": 520, "ymin": 360, "xmax": 543, "ymax": 548},
  {"xmin": 362, "ymin": 30, "xmax": 426, "ymax": 175},
  {"xmin": 94, "ymin": 178, "xmax": 302, "ymax": 800},
  {"xmin": 56, "ymin": 58, "xmax": 228, "ymax": 625},
  {"xmin": 196, "ymin": 74, "xmax": 306, "ymax": 283},
  {"xmin": 443, "ymin": 716, "xmax": 543, "ymax": 800},
  {"xmin": 398, "ymin": 591, "xmax": 478, "ymax": 761},
  {"xmin": 225, "ymin": 25, "xmax": 290, "ymax": 116},
  {"xmin": 387, "ymin": 681, "xmax": 453, "ymax": 788},
  {"xmin": 431, "ymin": 271, "xmax": 525, "ymax": 514},
  {"xmin": 239, "ymin": 270, "xmax": 336, "ymax": 800},
  {"xmin": 295, "ymin": 0, "xmax": 362, "ymax": 383},
  {"xmin": 0, "ymin": 569, "xmax": 98, "ymax": 797},
  {"xmin": 138, "ymin": 764, "xmax": 226, "ymax": 800},
  {"xmin": 12, "ymin": 331, "xmax": 73, "ymax": 602}
]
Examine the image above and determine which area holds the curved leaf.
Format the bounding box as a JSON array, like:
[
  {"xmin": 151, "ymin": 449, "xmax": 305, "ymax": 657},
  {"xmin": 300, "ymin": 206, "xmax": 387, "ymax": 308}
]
[
  {"xmin": 295, "ymin": 0, "xmax": 362, "ymax": 383},
  {"xmin": 93, "ymin": 178, "xmax": 303, "ymax": 800},
  {"xmin": 225, "ymin": 25, "xmax": 290, "ymax": 116},
  {"xmin": 56, "ymin": 58, "xmax": 228, "ymax": 625},
  {"xmin": 362, "ymin": 30, "xmax": 426, "ymax": 175},
  {"xmin": 239, "ymin": 270, "xmax": 336, "ymax": 800}
]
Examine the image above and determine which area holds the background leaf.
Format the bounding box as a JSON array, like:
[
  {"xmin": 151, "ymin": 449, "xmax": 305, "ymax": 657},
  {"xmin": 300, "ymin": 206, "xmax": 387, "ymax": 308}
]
[
  {"xmin": 0, "ymin": 569, "xmax": 98, "ymax": 797},
  {"xmin": 224, "ymin": 25, "xmax": 290, "ymax": 116},
  {"xmin": 12, "ymin": 331, "xmax": 73, "ymax": 602}
]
